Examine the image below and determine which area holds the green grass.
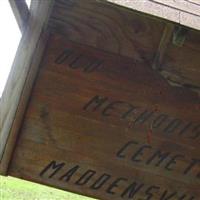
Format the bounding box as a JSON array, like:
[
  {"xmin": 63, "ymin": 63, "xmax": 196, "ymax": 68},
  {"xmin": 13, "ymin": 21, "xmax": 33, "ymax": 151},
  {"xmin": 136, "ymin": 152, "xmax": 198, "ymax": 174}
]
[{"xmin": 0, "ymin": 176, "xmax": 96, "ymax": 200}]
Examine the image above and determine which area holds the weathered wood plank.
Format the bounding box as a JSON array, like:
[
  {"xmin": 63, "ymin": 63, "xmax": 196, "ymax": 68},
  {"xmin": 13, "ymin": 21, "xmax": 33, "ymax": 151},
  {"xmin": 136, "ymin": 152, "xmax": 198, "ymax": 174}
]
[
  {"xmin": 1, "ymin": 0, "xmax": 199, "ymax": 199},
  {"xmin": 8, "ymin": 34, "xmax": 200, "ymax": 200},
  {"xmin": 50, "ymin": 0, "xmax": 165, "ymax": 64},
  {"xmin": 107, "ymin": 0, "xmax": 200, "ymax": 31},
  {"xmin": 160, "ymin": 29, "xmax": 200, "ymax": 92},
  {"xmin": 0, "ymin": 0, "xmax": 54, "ymax": 175},
  {"xmin": 153, "ymin": 0, "xmax": 200, "ymax": 16},
  {"xmin": 50, "ymin": 0, "xmax": 200, "ymax": 95},
  {"xmin": 9, "ymin": 0, "xmax": 29, "ymax": 33}
]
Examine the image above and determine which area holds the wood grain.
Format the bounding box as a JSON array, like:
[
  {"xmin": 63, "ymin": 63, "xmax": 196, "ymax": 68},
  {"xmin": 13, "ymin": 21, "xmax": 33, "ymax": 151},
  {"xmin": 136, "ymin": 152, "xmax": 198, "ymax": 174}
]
[
  {"xmin": 8, "ymin": 34, "xmax": 200, "ymax": 200},
  {"xmin": 50, "ymin": 0, "xmax": 165, "ymax": 65},
  {"xmin": 0, "ymin": 0, "xmax": 54, "ymax": 175},
  {"xmin": 1, "ymin": 0, "xmax": 199, "ymax": 199},
  {"xmin": 160, "ymin": 29, "xmax": 200, "ymax": 90},
  {"xmin": 50, "ymin": 0, "xmax": 200, "ymax": 94}
]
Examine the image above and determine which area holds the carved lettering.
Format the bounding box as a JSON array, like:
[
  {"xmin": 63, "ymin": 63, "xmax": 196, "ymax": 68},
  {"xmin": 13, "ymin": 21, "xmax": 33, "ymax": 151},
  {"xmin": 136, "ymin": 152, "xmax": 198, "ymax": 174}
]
[
  {"xmin": 39, "ymin": 161, "xmax": 196, "ymax": 199},
  {"xmin": 145, "ymin": 185, "xmax": 160, "ymax": 200},
  {"xmin": 102, "ymin": 101, "xmax": 125, "ymax": 117},
  {"xmin": 133, "ymin": 110, "xmax": 154, "ymax": 126},
  {"xmin": 55, "ymin": 49, "xmax": 73, "ymax": 64},
  {"xmin": 59, "ymin": 165, "xmax": 79, "ymax": 182},
  {"xmin": 75, "ymin": 169, "xmax": 96, "ymax": 185},
  {"xmin": 146, "ymin": 150, "xmax": 170, "ymax": 167},
  {"xmin": 179, "ymin": 122, "xmax": 193, "ymax": 136},
  {"xmin": 117, "ymin": 140, "xmax": 200, "ymax": 180},
  {"xmin": 183, "ymin": 159, "xmax": 200, "ymax": 178},
  {"xmin": 163, "ymin": 119, "xmax": 182, "ymax": 134},
  {"xmin": 83, "ymin": 95, "xmax": 199, "ymax": 140},
  {"xmin": 116, "ymin": 141, "xmax": 138, "ymax": 159},
  {"xmin": 121, "ymin": 182, "xmax": 144, "ymax": 198},
  {"xmin": 90, "ymin": 173, "xmax": 111, "ymax": 190},
  {"xmin": 160, "ymin": 191, "xmax": 177, "ymax": 200},
  {"xmin": 190, "ymin": 124, "xmax": 200, "ymax": 139},
  {"xmin": 83, "ymin": 58, "xmax": 103, "ymax": 72},
  {"xmin": 121, "ymin": 105, "xmax": 138, "ymax": 119},
  {"xmin": 131, "ymin": 145, "xmax": 152, "ymax": 162},
  {"xmin": 40, "ymin": 161, "xmax": 65, "ymax": 178},
  {"xmin": 55, "ymin": 49, "xmax": 103, "ymax": 73},
  {"xmin": 152, "ymin": 114, "xmax": 168, "ymax": 129},
  {"xmin": 83, "ymin": 95, "xmax": 108, "ymax": 111},
  {"xmin": 165, "ymin": 154, "xmax": 184, "ymax": 171},
  {"xmin": 106, "ymin": 178, "xmax": 127, "ymax": 195},
  {"xmin": 69, "ymin": 54, "xmax": 83, "ymax": 69}
]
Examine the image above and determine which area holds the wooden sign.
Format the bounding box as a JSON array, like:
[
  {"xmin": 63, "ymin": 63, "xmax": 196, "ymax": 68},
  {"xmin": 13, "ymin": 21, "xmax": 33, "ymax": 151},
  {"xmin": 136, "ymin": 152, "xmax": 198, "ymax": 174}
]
[
  {"xmin": 7, "ymin": 33, "xmax": 200, "ymax": 199},
  {"xmin": 0, "ymin": 1, "xmax": 200, "ymax": 200}
]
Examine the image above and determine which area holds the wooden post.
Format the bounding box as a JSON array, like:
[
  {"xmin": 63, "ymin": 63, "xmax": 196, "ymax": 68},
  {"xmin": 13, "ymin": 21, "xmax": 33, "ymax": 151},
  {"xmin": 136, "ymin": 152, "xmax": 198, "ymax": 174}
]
[
  {"xmin": 9, "ymin": 0, "xmax": 30, "ymax": 33},
  {"xmin": 0, "ymin": 0, "xmax": 54, "ymax": 175}
]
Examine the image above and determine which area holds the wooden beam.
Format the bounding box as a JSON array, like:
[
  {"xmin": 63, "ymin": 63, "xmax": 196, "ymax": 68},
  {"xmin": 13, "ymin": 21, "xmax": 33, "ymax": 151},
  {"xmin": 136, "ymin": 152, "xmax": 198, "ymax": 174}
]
[
  {"xmin": 152, "ymin": 23, "xmax": 174, "ymax": 70},
  {"xmin": 0, "ymin": 0, "xmax": 54, "ymax": 175},
  {"xmin": 9, "ymin": 0, "xmax": 29, "ymax": 33},
  {"xmin": 151, "ymin": 0, "xmax": 200, "ymax": 17},
  {"xmin": 107, "ymin": 0, "xmax": 200, "ymax": 31}
]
